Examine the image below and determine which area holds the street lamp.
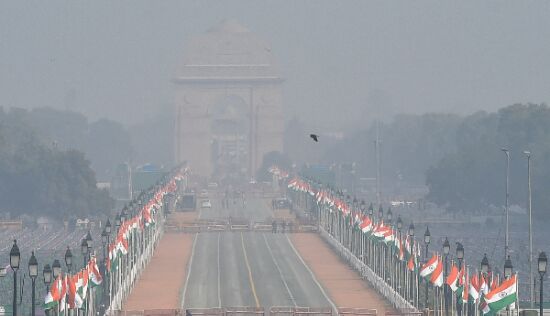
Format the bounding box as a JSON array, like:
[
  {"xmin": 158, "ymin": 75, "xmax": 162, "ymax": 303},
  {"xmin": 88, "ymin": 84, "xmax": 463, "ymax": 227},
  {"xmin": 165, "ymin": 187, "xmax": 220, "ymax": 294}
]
[
  {"xmin": 443, "ymin": 238, "xmax": 450, "ymax": 256},
  {"xmin": 115, "ymin": 214, "xmax": 121, "ymax": 231},
  {"xmin": 369, "ymin": 204, "xmax": 374, "ymax": 217},
  {"xmin": 538, "ymin": 252, "xmax": 547, "ymax": 316},
  {"xmin": 10, "ymin": 240, "xmax": 20, "ymax": 316},
  {"xmin": 52, "ymin": 259, "xmax": 61, "ymax": 280},
  {"xmin": 456, "ymin": 242, "xmax": 464, "ymax": 268},
  {"xmin": 43, "ymin": 264, "xmax": 52, "ymax": 286},
  {"xmin": 102, "ymin": 228, "xmax": 108, "ymax": 261},
  {"xmin": 424, "ymin": 227, "xmax": 431, "ymax": 257},
  {"xmin": 387, "ymin": 208, "xmax": 393, "ymax": 223},
  {"xmin": 360, "ymin": 200, "xmax": 366, "ymax": 215},
  {"xmin": 481, "ymin": 253, "xmax": 490, "ymax": 275},
  {"xmin": 408, "ymin": 223, "xmax": 415, "ymax": 237},
  {"xmin": 86, "ymin": 231, "xmax": 93, "ymax": 261},
  {"xmin": 378, "ymin": 205, "xmax": 384, "ymax": 221},
  {"xmin": 443, "ymin": 237, "xmax": 450, "ymax": 316},
  {"xmin": 504, "ymin": 255, "xmax": 513, "ymax": 279},
  {"xmin": 106, "ymin": 219, "xmax": 112, "ymax": 235},
  {"xmin": 501, "ymin": 148, "xmax": 510, "ymax": 259},
  {"xmin": 524, "ymin": 150, "xmax": 534, "ymax": 307},
  {"xmin": 28, "ymin": 251, "xmax": 38, "ymax": 316},
  {"xmin": 424, "ymin": 226, "xmax": 431, "ymax": 308},
  {"xmin": 397, "ymin": 216, "xmax": 403, "ymax": 232},
  {"xmin": 64, "ymin": 247, "xmax": 73, "ymax": 273},
  {"xmin": 81, "ymin": 238, "xmax": 88, "ymax": 267}
]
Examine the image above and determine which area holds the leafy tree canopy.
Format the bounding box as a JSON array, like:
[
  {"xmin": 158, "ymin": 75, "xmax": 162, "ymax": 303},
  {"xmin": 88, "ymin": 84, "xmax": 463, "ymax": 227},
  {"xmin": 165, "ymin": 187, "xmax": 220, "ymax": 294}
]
[
  {"xmin": 0, "ymin": 107, "xmax": 114, "ymax": 221},
  {"xmin": 426, "ymin": 103, "xmax": 550, "ymax": 217}
]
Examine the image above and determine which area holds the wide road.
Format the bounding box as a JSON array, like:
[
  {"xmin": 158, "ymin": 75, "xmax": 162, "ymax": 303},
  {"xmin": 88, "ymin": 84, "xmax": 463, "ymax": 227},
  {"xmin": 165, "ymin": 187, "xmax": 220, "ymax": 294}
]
[{"xmin": 182, "ymin": 196, "xmax": 335, "ymax": 309}]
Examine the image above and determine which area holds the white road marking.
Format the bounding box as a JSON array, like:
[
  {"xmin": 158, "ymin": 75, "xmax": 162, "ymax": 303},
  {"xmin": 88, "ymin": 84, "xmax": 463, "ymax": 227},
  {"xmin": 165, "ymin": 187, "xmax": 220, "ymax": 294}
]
[
  {"xmin": 263, "ymin": 234, "xmax": 297, "ymax": 306},
  {"xmin": 181, "ymin": 232, "xmax": 199, "ymax": 308},
  {"xmin": 217, "ymin": 232, "xmax": 222, "ymax": 307},
  {"xmin": 285, "ymin": 234, "xmax": 338, "ymax": 313}
]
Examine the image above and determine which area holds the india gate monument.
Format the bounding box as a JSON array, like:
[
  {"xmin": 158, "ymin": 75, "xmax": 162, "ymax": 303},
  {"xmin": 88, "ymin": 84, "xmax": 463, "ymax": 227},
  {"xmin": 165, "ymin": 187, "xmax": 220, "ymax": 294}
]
[{"xmin": 174, "ymin": 20, "xmax": 284, "ymax": 181}]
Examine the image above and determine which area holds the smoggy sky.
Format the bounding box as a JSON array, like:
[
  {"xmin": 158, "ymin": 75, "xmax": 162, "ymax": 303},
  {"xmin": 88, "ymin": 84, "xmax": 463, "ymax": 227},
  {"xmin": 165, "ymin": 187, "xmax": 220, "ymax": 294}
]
[{"xmin": 1, "ymin": 1, "xmax": 549, "ymax": 129}]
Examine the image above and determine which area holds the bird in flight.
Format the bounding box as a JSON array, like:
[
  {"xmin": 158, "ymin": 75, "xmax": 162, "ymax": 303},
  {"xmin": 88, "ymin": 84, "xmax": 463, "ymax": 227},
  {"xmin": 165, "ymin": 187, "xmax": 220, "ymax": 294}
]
[{"xmin": 310, "ymin": 134, "xmax": 319, "ymax": 142}]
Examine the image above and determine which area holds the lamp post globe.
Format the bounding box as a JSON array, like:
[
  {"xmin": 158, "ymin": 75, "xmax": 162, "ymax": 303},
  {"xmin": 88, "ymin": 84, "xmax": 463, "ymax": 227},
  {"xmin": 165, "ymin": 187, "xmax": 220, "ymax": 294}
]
[
  {"xmin": 539, "ymin": 252, "xmax": 547, "ymax": 276},
  {"xmin": 443, "ymin": 237, "xmax": 450, "ymax": 255},
  {"xmin": 504, "ymin": 255, "xmax": 513, "ymax": 279},
  {"xmin": 396, "ymin": 216, "xmax": 403, "ymax": 231},
  {"xmin": 481, "ymin": 253, "xmax": 490, "ymax": 274},
  {"xmin": 52, "ymin": 259, "xmax": 61, "ymax": 279},
  {"xmin": 86, "ymin": 231, "xmax": 93, "ymax": 250},
  {"xmin": 105, "ymin": 219, "xmax": 112, "ymax": 234},
  {"xmin": 81, "ymin": 238, "xmax": 89, "ymax": 267},
  {"xmin": 102, "ymin": 228, "xmax": 108, "ymax": 245},
  {"xmin": 64, "ymin": 246, "xmax": 73, "ymax": 273},
  {"xmin": 456, "ymin": 242, "xmax": 465, "ymax": 268},
  {"xmin": 43, "ymin": 264, "xmax": 52, "ymax": 286},
  {"xmin": 408, "ymin": 223, "xmax": 415, "ymax": 237},
  {"xmin": 9, "ymin": 239, "xmax": 20, "ymax": 270},
  {"xmin": 28, "ymin": 251, "xmax": 38, "ymax": 279},
  {"xmin": 424, "ymin": 226, "xmax": 431, "ymax": 245},
  {"xmin": 115, "ymin": 214, "xmax": 121, "ymax": 230}
]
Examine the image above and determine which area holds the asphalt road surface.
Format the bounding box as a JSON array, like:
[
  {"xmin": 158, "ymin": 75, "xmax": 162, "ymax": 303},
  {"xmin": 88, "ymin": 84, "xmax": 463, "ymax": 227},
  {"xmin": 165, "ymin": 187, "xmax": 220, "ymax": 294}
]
[{"xmin": 181, "ymin": 197, "xmax": 335, "ymax": 309}]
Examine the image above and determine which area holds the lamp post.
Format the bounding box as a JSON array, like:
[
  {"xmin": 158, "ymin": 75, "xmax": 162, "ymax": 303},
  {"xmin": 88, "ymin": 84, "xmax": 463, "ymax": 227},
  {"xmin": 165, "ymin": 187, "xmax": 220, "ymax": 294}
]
[
  {"xmin": 52, "ymin": 259, "xmax": 61, "ymax": 280},
  {"xmin": 456, "ymin": 242, "xmax": 464, "ymax": 316},
  {"xmin": 81, "ymin": 238, "xmax": 89, "ymax": 267},
  {"xmin": 504, "ymin": 255, "xmax": 513, "ymax": 315},
  {"xmin": 504, "ymin": 255, "xmax": 513, "ymax": 279},
  {"xmin": 408, "ymin": 223, "xmax": 415, "ymax": 305},
  {"xmin": 43, "ymin": 264, "xmax": 52, "ymax": 287},
  {"xmin": 64, "ymin": 247, "xmax": 73, "ymax": 274},
  {"xmin": 378, "ymin": 205, "xmax": 384, "ymax": 221},
  {"xmin": 10, "ymin": 240, "xmax": 20, "ymax": 316},
  {"xmin": 456, "ymin": 243, "xmax": 464, "ymax": 269},
  {"xmin": 424, "ymin": 227, "xmax": 431, "ymax": 309},
  {"xmin": 538, "ymin": 252, "xmax": 547, "ymax": 316},
  {"xmin": 481, "ymin": 253, "xmax": 489, "ymax": 275},
  {"xmin": 115, "ymin": 214, "xmax": 121, "ymax": 232},
  {"xmin": 524, "ymin": 150, "xmax": 534, "ymax": 307},
  {"xmin": 86, "ymin": 230, "xmax": 93, "ymax": 261},
  {"xmin": 443, "ymin": 238, "xmax": 450, "ymax": 316},
  {"xmin": 28, "ymin": 251, "xmax": 38, "ymax": 316},
  {"xmin": 501, "ymin": 148, "xmax": 510, "ymax": 259}
]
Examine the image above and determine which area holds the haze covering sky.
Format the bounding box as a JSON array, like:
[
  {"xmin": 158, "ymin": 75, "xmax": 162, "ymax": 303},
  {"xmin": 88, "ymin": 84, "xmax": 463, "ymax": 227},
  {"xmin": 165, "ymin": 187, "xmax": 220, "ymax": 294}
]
[{"xmin": 1, "ymin": 1, "xmax": 549, "ymax": 129}]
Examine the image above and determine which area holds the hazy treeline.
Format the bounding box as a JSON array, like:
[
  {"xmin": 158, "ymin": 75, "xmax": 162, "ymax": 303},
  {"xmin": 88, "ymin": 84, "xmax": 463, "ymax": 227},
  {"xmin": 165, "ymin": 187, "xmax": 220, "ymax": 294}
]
[
  {"xmin": 285, "ymin": 103, "xmax": 550, "ymax": 218},
  {"xmin": 427, "ymin": 103, "xmax": 550, "ymax": 217},
  {"xmin": 0, "ymin": 107, "xmax": 114, "ymax": 221}
]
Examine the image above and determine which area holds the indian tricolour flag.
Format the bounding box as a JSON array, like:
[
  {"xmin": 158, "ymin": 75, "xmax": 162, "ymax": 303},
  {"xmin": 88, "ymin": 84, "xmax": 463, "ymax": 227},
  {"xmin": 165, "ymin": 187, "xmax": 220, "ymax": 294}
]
[
  {"xmin": 360, "ymin": 216, "xmax": 373, "ymax": 234},
  {"xmin": 446, "ymin": 262, "xmax": 460, "ymax": 291},
  {"xmin": 484, "ymin": 274, "xmax": 517, "ymax": 314},
  {"xmin": 420, "ymin": 254, "xmax": 438, "ymax": 278}
]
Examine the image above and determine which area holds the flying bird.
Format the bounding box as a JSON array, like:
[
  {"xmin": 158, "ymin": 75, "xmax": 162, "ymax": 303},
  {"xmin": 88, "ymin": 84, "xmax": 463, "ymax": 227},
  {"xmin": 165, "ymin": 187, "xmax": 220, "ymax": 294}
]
[{"xmin": 310, "ymin": 134, "xmax": 319, "ymax": 142}]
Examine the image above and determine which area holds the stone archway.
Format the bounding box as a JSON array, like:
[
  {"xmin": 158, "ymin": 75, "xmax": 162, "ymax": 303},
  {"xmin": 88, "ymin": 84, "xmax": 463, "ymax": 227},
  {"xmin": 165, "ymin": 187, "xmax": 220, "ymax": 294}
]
[{"xmin": 174, "ymin": 20, "xmax": 284, "ymax": 181}]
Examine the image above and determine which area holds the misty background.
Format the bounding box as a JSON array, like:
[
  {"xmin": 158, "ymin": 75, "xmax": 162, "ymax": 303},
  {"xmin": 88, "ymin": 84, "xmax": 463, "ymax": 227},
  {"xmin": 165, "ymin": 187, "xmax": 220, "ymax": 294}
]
[
  {"xmin": 1, "ymin": 1, "xmax": 549, "ymax": 127},
  {"xmin": 0, "ymin": 1, "xmax": 550, "ymax": 221}
]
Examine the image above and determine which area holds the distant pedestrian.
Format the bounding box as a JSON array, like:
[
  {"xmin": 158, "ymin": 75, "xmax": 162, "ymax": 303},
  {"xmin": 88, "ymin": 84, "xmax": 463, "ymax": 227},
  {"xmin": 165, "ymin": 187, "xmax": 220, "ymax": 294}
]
[
  {"xmin": 282, "ymin": 221, "xmax": 287, "ymax": 233},
  {"xmin": 272, "ymin": 221, "xmax": 277, "ymax": 233}
]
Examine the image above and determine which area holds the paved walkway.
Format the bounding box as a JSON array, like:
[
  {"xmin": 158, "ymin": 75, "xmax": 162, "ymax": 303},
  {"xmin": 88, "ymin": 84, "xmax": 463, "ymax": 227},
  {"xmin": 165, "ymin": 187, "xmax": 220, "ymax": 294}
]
[
  {"xmin": 291, "ymin": 233, "xmax": 394, "ymax": 314},
  {"xmin": 123, "ymin": 232, "xmax": 194, "ymax": 311}
]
